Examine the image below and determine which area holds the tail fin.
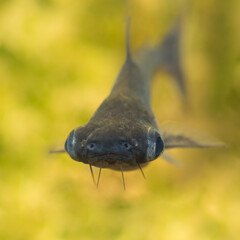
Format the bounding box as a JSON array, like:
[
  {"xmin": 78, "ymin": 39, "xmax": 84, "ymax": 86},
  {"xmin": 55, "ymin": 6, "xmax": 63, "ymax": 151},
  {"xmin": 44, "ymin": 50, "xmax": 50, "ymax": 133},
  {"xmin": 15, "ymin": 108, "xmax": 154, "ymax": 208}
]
[
  {"xmin": 158, "ymin": 21, "xmax": 186, "ymax": 98},
  {"xmin": 135, "ymin": 20, "xmax": 187, "ymax": 101}
]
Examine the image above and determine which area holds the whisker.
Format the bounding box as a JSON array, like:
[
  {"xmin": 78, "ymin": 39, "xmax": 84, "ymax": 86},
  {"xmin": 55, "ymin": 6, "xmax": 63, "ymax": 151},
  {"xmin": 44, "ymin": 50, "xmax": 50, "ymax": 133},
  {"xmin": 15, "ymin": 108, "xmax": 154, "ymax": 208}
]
[
  {"xmin": 89, "ymin": 164, "xmax": 96, "ymax": 186},
  {"xmin": 137, "ymin": 161, "xmax": 146, "ymax": 180},
  {"xmin": 120, "ymin": 166, "xmax": 126, "ymax": 191},
  {"xmin": 97, "ymin": 168, "xmax": 102, "ymax": 188}
]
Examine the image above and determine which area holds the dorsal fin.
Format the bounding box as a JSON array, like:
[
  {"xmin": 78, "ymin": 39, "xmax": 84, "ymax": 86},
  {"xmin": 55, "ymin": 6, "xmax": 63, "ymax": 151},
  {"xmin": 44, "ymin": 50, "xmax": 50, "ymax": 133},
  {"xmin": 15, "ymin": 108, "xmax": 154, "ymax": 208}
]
[{"xmin": 125, "ymin": 18, "xmax": 132, "ymax": 61}]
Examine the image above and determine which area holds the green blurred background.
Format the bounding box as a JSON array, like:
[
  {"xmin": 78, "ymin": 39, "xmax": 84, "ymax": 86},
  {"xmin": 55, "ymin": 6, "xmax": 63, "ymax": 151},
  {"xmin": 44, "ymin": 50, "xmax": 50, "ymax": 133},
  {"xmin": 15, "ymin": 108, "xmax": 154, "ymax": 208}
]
[{"xmin": 0, "ymin": 0, "xmax": 239, "ymax": 239}]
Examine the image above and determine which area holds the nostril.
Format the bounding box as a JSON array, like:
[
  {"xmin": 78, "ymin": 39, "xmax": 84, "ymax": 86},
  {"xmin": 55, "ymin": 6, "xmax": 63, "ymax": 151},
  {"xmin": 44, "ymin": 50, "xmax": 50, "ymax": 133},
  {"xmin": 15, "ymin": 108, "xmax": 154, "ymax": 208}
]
[
  {"xmin": 87, "ymin": 142, "xmax": 96, "ymax": 151},
  {"xmin": 122, "ymin": 142, "xmax": 131, "ymax": 150}
]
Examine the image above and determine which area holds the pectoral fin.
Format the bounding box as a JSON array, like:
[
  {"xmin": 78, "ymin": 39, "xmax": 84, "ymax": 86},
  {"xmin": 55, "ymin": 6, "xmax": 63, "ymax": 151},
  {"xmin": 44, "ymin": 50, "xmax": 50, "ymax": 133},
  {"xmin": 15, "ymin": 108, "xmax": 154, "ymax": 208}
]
[
  {"xmin": 160, "ymin": 123, "xmax": 225, "ymax": 149},
  {"xmin": 161, "ymin": 152, "xmax": 183, "ymax": 167},
  {"xmin": 49, "ymin": 149, "xmax": 65, "ymax": 154}
]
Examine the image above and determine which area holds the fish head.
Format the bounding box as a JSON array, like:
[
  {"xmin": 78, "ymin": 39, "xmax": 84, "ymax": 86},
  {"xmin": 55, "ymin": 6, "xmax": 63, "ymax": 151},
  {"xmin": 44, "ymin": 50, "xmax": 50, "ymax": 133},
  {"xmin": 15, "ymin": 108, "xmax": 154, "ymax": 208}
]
[{"xmin": 64, "ymin": 123, "xmax": 164, "ymax": 170}]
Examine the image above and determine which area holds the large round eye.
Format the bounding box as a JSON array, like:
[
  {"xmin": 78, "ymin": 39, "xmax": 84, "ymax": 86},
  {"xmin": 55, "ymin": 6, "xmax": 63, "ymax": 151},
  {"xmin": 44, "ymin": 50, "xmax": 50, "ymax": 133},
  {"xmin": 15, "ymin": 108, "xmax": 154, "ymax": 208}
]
[
  {"xmin": 147, "ymin": 128, "xmax": 164, "ymax": 161},
  {"xmin": 65, "ymin": 130, "xmax": 77, "ymax": 160},
  {"xmin": 155, "ymin": 135, "xmax": 164, "ymax": 158}
]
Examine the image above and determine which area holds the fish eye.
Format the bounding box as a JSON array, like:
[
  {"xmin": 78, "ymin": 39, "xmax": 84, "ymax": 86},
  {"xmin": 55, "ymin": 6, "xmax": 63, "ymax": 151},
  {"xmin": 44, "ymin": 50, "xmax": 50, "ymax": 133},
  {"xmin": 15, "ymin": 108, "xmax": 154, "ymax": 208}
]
[
  {"xmin": 155, "ymin": 135, "xmax": 164, "ymax": 158},
  {"xmin": 147, "ymin": 128, "xmax": 164, "ymax": 161},
  {"xmin": 65, "ymin": 130, "xmax": 77, "ymax": 159},
  {"xmin": 64, "ymin": 138, "xmax": 68, "ymax": 152}
]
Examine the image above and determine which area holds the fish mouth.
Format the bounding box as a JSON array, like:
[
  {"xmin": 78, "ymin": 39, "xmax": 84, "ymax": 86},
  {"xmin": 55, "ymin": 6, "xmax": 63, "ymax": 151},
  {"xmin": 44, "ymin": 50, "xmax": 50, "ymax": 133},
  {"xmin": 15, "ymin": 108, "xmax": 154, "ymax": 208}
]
[
  {"xmin": 87, "ymin": 152, "xmax": 134, "ymax": 167},
  {"xmin": 87, "ymin": 152, "xmax": 149, "ymax": 171}
]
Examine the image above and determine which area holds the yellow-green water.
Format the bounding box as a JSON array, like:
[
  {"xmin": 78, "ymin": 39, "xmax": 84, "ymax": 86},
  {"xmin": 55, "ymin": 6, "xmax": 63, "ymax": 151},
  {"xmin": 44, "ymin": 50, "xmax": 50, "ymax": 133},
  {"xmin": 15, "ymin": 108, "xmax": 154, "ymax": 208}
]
[{"xmin": 0, "ymin": 0, "xmax": 240, "ymax": 239}]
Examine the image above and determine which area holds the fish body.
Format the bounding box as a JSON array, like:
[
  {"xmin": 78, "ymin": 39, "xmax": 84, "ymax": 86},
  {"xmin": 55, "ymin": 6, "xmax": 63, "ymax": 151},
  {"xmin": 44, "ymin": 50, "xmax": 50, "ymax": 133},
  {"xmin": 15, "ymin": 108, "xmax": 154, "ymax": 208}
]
[
  {"xmin": 66, "ymin": 55, "xmax": 161, "ymax": 171},
  {"xmin": 62, "ymin": 20, "xmax": 223, "ymax": 174}
]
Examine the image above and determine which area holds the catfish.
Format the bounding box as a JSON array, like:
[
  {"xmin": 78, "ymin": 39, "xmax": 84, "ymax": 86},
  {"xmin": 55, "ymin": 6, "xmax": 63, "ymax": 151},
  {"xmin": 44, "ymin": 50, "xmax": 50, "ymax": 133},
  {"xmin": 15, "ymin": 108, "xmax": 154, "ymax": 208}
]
[{"xmin": 52, "ymin": 20, "xmax": 223, "ymax": 188}]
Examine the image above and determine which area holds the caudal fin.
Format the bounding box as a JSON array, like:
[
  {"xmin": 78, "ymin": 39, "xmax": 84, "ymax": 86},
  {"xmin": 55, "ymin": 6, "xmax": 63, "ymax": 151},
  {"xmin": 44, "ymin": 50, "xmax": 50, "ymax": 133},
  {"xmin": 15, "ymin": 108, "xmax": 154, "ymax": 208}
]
[
  {"xmin": 135, "ymin": 19, "xmax": 187, "ymax": 102},
  {"xmin": 158, "ymin": 21, "xmax": 186, "ymax": 98}
]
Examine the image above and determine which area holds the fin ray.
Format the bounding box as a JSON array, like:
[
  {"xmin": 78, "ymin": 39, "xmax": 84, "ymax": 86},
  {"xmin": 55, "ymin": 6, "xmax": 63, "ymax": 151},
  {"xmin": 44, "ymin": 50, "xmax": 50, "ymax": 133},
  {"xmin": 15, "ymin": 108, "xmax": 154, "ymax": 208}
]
[
  {"xmin": 161, "ymin": 152, "xmax": 183, "ymax": 167},
  {"xmin": 160, "ymin": 122, "xmax": 225, "ymax": 149}
]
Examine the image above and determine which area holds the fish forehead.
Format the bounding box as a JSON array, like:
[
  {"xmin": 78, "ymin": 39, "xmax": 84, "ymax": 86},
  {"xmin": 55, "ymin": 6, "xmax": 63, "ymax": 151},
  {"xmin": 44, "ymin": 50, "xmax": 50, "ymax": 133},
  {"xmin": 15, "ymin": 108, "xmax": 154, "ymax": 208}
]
[
  {"xmin": 87, "ymin": 123, "xmax": 143, "ymax": 140},
  {"xmin": 92, "ymin": 93, "xmax": 153, "ymax": 118},
  {"xmin": 89, "ymin": 97, "xmax": 157, "ymax": 132},
  {"xmin": 73, "ymin": 120, "xmax": 146, "ymax": 145}
]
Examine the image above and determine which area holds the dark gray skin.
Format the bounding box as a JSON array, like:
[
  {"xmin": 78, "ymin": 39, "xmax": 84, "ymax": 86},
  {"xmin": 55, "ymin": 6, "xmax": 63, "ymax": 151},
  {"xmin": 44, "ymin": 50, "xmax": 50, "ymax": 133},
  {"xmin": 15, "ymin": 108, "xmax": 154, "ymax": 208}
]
[
  {"xmin": 65, "ymin": 51, "xmax": 163, "ymax": 171},
  {"xmin": 62, "ymin": 21, "xmax": 223, "ymax": 173}
]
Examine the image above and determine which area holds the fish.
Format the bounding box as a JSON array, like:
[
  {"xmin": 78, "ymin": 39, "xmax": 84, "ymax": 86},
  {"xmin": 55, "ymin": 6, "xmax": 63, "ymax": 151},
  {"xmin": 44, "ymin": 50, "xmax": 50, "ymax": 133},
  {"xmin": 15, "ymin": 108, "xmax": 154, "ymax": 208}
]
[{"xmin": 51, "ymin": 19, "xmax": 224, "ymax": 188}]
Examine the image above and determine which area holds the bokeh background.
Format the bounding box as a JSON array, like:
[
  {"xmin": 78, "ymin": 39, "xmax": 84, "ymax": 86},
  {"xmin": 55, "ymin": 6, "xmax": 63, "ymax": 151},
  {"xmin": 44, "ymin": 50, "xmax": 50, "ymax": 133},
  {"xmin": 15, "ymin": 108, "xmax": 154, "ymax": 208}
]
[{"xmin": 0, "ymin": 0, "xmax": 240, "ymax": 239}]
